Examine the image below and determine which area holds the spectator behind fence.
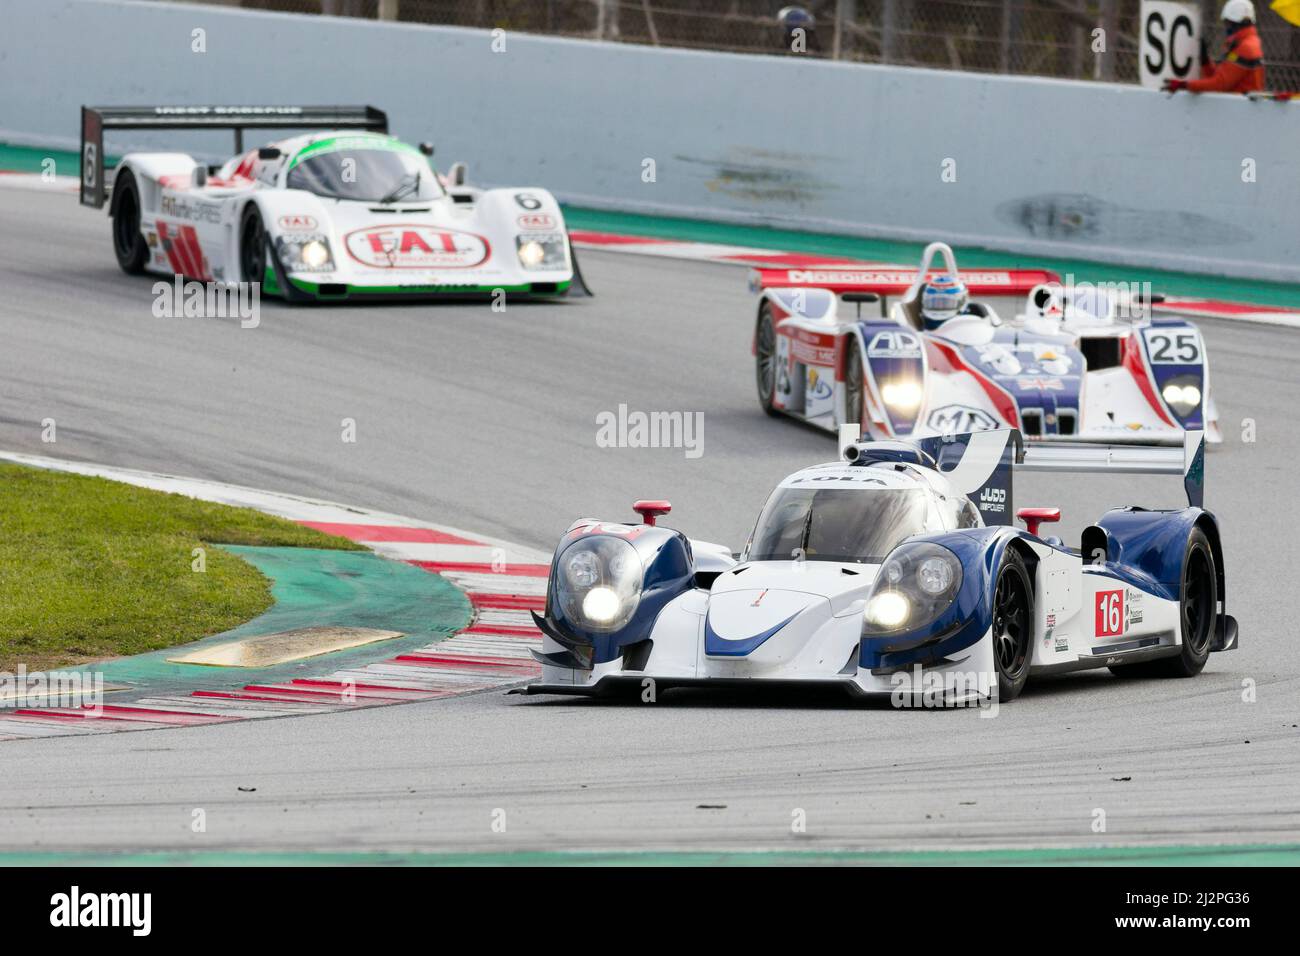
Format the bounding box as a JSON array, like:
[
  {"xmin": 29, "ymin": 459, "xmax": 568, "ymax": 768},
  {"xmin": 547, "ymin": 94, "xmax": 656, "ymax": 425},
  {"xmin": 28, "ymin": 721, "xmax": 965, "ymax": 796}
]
[{"xmin": 1164, "ymin": 1, "xmax": 1266, "ymax": 94}]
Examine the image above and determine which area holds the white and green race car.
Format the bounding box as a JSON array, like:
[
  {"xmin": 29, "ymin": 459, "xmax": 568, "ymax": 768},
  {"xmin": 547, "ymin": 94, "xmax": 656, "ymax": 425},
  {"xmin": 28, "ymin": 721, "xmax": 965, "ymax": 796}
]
[{"xmin": 80, "ymin": 105, "xmax": 587, "ymax": 302}]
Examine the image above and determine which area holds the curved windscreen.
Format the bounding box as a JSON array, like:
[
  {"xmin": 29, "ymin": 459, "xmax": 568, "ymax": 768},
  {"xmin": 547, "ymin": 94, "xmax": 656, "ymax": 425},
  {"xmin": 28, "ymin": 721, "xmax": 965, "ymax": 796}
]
[
  {"xmin": 285, "ymin": 146, "xmax": 442, "ymax": 203},
  {"xmin": 745, "ymin": 487, "xmax": 933, "ymax": 564}
]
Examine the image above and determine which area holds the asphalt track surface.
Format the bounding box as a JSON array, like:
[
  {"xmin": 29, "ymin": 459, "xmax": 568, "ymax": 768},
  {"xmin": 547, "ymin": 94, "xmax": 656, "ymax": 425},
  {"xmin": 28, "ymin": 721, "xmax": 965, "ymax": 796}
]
[{"xmin": 1, "ymin": 186, "xmax": 1298, "ymax": 856}]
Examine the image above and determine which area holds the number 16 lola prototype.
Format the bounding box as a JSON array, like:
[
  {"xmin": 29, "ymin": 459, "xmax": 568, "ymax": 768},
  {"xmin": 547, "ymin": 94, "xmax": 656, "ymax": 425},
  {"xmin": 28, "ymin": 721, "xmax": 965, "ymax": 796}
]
[
  {"xmin": 80, "ymin": 105, "xmax": 586, "ymax": 302},
  {"xmin": 524, "ymin": 427, "xmax": 1236, "ymax": 703}
]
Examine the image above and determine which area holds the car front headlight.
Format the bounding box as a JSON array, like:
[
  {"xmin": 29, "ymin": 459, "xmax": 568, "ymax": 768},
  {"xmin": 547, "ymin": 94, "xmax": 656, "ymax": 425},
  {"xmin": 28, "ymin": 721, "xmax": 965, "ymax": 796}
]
[
  {"xmin": 1161, "ymin": 378, "xmax": 1202, "ymax": 417},
  {"xmin": 276, "ymin": 234, "xmax": 335, "ymax": 273},
  {"xmin": 865, "ymin": 590, "xmax": 910, "ymax": 629},
  {"xmin": 863, "ymin": 542, "xmax": 963, "ymax": 635},
  {"xmin": 300, "ymin": 239, "xmax": 330, "ymax": 269},
  {"xmin": 881, "ymin": 380, "xmax": 923, "ymax": 412},
  {"xmin": 555, "ymin": 536, "xmax": 643, "ymax": 633},
  {"xmin": 516, "ymin": 233, "xmax": 568, "ymax": 271}
]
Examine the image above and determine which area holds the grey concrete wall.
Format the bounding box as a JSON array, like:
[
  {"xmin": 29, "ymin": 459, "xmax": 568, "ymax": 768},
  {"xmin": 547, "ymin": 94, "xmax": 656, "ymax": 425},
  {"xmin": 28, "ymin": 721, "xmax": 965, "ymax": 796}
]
[{"xmin": 3, "ymin": 0, "xmax": 1297, "ymax": 281}]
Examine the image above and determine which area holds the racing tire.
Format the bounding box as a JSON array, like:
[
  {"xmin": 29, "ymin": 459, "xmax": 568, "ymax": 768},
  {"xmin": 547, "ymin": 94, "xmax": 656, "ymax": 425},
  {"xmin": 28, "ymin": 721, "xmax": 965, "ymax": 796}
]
[
  {"xmin": 110, "ymin": 170, "xmax": 148, "ymax": 275},
  {"xmin": 991, "ymin": 547, "xmax": 1034, "ymax": 702},
  {"xmin": 239, "ymin": 204, "xmax": 269, "ymax": 287},
  {"xmin": 844, "ymin": 339, "xmax": 864, "ymax": 428},
  {"xmin": 755, "ymin": 303, "xmax": 779, "ymax": 416},
  {"xmin": 1109, "ymin": 527, "xmax": 1216, "ymax": 679}
]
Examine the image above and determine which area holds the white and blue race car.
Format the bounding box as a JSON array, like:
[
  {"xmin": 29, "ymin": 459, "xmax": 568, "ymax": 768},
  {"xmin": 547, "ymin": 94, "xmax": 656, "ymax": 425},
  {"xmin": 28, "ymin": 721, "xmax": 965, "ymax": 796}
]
[
  {"xmin": 80, "ymin": 105, "xmax": 586, "ymax": 302},
  {"xmin": 525, "ymin": 427, "xmax": 1236, "ymax": 703}
]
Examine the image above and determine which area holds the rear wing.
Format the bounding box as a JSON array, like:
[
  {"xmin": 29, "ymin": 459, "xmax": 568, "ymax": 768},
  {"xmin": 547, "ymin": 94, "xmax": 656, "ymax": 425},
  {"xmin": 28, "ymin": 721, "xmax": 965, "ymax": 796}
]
[
  {"xmin": 1018, "ymin": 431, "xmax": 1204, "ymax": 509},
  {"xmin": 839, "ymin": 426, "xmax": 1206, "ymax": 525},
  {"xmin": 748, "ymin": 266, "xmax": 1060, "ymax": 298},
  {"xmin": 79, "ymin": 104, "xmax": 388, "ymax": 208}
]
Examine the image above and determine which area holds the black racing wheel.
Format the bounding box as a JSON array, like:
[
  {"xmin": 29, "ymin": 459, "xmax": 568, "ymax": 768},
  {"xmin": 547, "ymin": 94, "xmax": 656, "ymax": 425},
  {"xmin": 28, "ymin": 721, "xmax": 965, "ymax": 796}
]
[
  {"xmin": 239, "ymin": 204, "xmax": 268, "ymax": 285},
  {"xmin": 844, "ymin": 339, "xmax": 864, "ymax": 427},
  {"xmin": 991, "ymin": 547, "xmax": 1034, "ymax": 701},
  {"xmin": 1110, "ymin": 527, "xmax": 1216, "ymax": 679},
  {"xmin": 755, "ymin": 303, "xmax": 779, "ymax": 416},
  {"xmin": 111, "ymin": 169, "xmax": 148, "ymax": 274}
]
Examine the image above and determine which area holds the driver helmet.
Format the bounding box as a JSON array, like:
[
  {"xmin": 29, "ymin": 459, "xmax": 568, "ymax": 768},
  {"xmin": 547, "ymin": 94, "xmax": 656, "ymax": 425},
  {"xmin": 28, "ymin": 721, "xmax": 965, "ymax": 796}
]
[{"xmin": 920, "ymin": 275, "xmax": 970, "ymax": 330}]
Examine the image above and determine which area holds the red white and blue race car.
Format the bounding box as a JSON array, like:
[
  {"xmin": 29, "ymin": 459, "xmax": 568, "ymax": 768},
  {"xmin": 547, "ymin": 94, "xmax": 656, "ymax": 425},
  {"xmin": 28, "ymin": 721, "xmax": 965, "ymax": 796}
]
[
  {"xmin": 751, "ymin": 242, "xmax": 1221, "ymax": 445},
  {"xmin": 80, "ymin": 105, "xmax": 586, "ymax": 301}
]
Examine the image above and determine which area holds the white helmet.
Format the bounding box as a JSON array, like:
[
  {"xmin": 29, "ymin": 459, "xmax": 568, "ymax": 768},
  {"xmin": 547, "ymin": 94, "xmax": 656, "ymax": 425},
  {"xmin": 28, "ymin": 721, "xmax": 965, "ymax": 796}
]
[
  {"xmin": 1221, "ymin": 0, "xmax": 1255, "ymax": 23},
  {"xmin": 920, "ymin": 275, "xmax": 969, "ymax": 330}
]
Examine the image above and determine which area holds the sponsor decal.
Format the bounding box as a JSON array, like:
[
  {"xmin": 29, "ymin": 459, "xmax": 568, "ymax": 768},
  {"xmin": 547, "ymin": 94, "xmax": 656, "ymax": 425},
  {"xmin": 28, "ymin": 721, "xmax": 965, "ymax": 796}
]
[
  {"xmin": 806, "ymin": 368, "xmax": 833, "ymax": 401},
  {"xmin": 160, "ymin": 195, "xmax": 222, "ymax": 224},
  {"xmin": 153, "ymin": 105, "xmax": 303, "ymax": 116},
  {"xmin": 977, "ymin": 344, "xmax": 1022, "ymax": 376},
  {"xmin": 1125, "ymin": 587, "xmax": 1144, "ymax": 626},
  {"xmin": 517, "ymin": 213, "xmax": 556, "ymax": 230},
  {"xmin": 1095, "ymin": 588, "xmax": 1125, "ymax": 638},
  {"xmin": 344, "ymin": 225, "xmax": 489, "ymax": 269},
  {"xmin": 278, "ymin": 214, "xmax": 318, "ymax": 231},
  {"xmin": 928, "ymin": 404, "xmax": 999, "ymax": 434},
  {"xmin": 784, "ymin": 269, "xmax": 1023, "ymax": 286},
  {"xmin": 977, "ymin": 486, "xmax": 1007, "ymax": 514},
  {"xmin": 1093, "ymin": 422, "xmax": 1153, "ymax": 434},
  {"xmin": 1014, "ymin": 376, "xmax": 1065, "ymax": 391},
  {"xmin": 288, "ymin": 135, "xmax": 415, "ymax": 170},
  {"xmin": 567, "ymin": 521, "xmax": 645, "ymax": 541},
  {"xmin": 805, "ymin": 366, "xmax": 834, "ymax": 418},
  {"xmin": 1054, "ymin": 633, "xmax": 1070, "ymax": 652},
  {"xmin": 793, "ymin": 473, "xmax": 888, "ymax": 486},
  {"xmin": 867, "ymin": 330, "xmax": 922, "ymax": 359},
  {"xmin": 787, "ymin": 328, "xmax": 837, "ymax": 366}
]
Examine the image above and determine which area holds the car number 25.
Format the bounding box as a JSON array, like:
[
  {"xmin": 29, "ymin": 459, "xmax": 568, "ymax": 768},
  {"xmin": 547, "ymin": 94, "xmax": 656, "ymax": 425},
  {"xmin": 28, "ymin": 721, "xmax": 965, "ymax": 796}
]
[{"xmin": 1143, "ymin": 328, "xmax": 1202, "ymax": 365}]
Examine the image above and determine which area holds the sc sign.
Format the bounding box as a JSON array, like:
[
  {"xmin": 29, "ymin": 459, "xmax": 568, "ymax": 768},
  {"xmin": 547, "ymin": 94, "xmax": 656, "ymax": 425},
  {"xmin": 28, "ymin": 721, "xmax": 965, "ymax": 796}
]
[{"xmin": 1140, "ymin": 1, "xmax": 1202, "ymax": 89}]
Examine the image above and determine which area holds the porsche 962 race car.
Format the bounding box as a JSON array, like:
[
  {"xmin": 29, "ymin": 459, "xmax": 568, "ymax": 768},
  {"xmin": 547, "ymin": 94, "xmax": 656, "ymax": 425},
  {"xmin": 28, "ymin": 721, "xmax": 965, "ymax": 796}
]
[
  {"xmin": 524, "ymin": 427, "xmax": 1236, "ymax": 703},
  {"xmin": 752, "ymin": 242, "xmax": 1221, "ymax": 446},
  {"xmin": 80, "ymin": 105, "xmax": 586, "ymax": 302}
]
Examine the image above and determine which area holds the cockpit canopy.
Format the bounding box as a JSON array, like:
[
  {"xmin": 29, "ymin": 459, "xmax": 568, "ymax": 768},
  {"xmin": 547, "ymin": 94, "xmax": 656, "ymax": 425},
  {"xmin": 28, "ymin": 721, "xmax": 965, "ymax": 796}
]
[
  {"xmin": 284, "ymin": 137, "xmax": 444, "ymax": 203},
  {"xmin": 743, "ymin": 481, "xmax": 980, "ymax": 565}
]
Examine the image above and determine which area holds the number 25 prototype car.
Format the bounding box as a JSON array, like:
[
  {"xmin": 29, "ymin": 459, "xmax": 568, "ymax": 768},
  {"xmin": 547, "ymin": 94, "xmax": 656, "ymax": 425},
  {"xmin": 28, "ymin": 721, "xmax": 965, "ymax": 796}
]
[
  {"xmin": 751, "ymin": 242, "xmax": 1220, "ymax": 446},
  {"xmin": 524, "ymin": 427, "xmax": 1236, "ymax": 703},
  {"xmin": 80, "ymin": 105, "xmax": 586, "ymax": 302}
]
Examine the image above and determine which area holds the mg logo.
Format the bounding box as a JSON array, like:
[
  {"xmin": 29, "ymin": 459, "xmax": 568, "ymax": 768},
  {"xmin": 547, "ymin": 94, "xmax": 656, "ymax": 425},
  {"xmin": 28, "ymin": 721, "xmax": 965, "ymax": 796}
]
[{"xmin": 927, "ymin": 404, "xmax": 998, "ymax": 434}]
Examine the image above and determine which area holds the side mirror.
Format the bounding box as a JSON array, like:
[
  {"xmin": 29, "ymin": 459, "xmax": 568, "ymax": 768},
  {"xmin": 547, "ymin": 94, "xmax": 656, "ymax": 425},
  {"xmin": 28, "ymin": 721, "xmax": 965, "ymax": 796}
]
[
  {"xmin": 191, "ymin": 165, "xmax": 208, "ymax": 187},
  {"xmin": 448, "ymin": 161, "xmax": 468, "ymax": 187},
  {"xmin": 632, "ymin": 500, "xmax": 671, "ymax": 527},
  {"xmin": 841, "ymin": 291, "xmax": 879, "ymax": 319},
  {"xmin": 418, "ymin": 142, "xmax": 434, "ymax": 157}
]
